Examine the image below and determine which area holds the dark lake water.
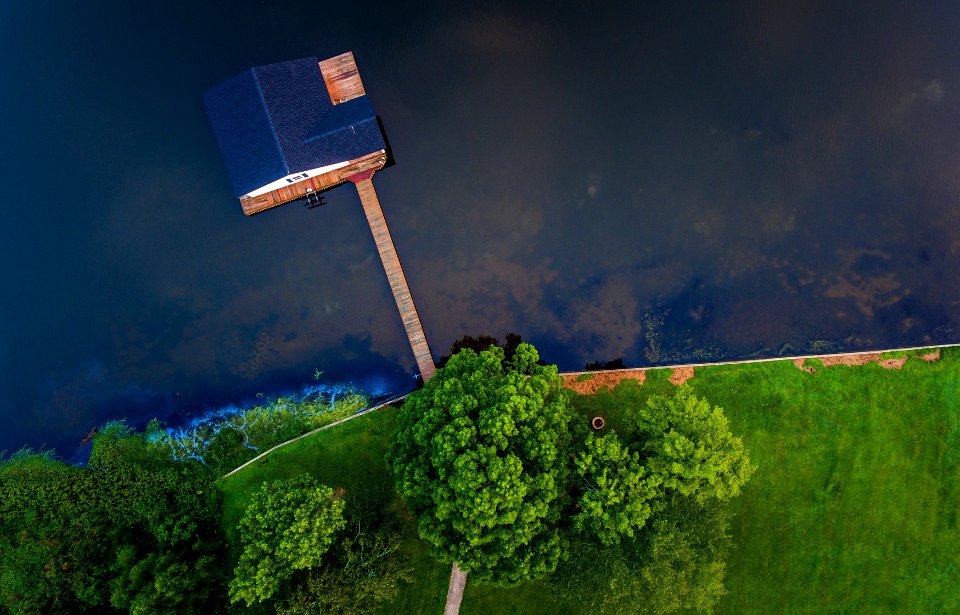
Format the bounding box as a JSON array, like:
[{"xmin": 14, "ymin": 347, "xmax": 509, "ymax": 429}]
[{"xmin": 2, "ymin": 1, "xmax": 959, "ymax": 458}]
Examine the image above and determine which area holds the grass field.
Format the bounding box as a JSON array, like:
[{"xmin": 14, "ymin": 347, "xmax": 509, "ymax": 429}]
[{"xmin": 218, "ymin": 347, "xmax": 960, "ymax": 613}]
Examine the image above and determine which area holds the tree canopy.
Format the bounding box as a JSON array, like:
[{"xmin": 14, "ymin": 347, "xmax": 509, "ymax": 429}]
[
  {"xmin": 0, "ymin": 341, "xmax": 755, "ymax": 614},
  {"xmin": 0, "ymin": 422, "xmax": 227, "ymax": 614},
  {"xmin": 387, "ymin": 342, "xmax": 575, "ymax": 585},
  {"xmin": 631, "ymin": 386, "xmax": 756, "ymax": 504},
  {"xmin": 572, "ymin": 432, "xmax": 661, "ymax": 545},
  {"xmin": 276, "ymin": 520, "xmax": 414, "ymax": 615},
  {"xmin": 229, "ymin": 474, "xmax": 347, "ymax": 606},
  {"xmin": 388, "ymin": 340, "xmax": 755, "ymax": 612},
  {"xmin": 436, "ymin": 332, "xmax": 525, "ymax": 368},
  {"xmin": 557, "ymin": 385, "xmax": 755, "ymax": 613},
  {"xmin": 552, "ymin": 495, "xmax": 733, "ymax": 614}
]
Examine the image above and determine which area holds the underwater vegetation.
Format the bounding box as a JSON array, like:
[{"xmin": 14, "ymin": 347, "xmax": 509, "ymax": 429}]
[{"xmin": 146, "ymin": 375, "xmax": 395, "ymax": 474}]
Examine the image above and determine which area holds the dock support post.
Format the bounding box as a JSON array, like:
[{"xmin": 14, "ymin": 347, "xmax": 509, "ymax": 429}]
[{"xmin": 348, "ymin": 172, "xmax": 436, "ymax": 381}]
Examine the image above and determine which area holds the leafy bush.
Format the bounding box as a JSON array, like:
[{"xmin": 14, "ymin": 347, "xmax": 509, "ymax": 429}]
[
  {"xmin": 277, "ymin": 520, "xmax": 415, "ymax": 615},
  {"xmin": 0, "ymin": 428, "xmax": 228, "ymax": 614},
  {"xmin": 229, "ymin": 474, "xmax": 346, "ymax": 606}
]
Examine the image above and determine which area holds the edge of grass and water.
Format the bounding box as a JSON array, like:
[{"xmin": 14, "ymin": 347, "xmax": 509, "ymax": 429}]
[
  {"xmin": 218, "ymin": 345, "xmax": 960, "ymax": 613},
  {"xmin": 219, "ymin": 394, "xmax": 412, "ymax": 480}
]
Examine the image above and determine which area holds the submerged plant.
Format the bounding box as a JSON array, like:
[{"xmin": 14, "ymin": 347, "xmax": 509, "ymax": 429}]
[{"xmin": 146, "ymin": 381, "xmax": 369, "ymax": 467}]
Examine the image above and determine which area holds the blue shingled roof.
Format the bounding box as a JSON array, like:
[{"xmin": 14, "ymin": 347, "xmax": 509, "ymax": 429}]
[{"xmin": 204, "ymin": 57, "xmax": 386, "ymax": 198}]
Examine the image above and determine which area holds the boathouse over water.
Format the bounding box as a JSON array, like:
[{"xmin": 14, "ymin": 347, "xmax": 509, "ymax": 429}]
[
  {"xmin": 204, "ymin": 53, "xmax": 388, "ymax": 216},
  {"xmin": 204, "ymin": 53, "xmax": 436, "ymax": 380}
]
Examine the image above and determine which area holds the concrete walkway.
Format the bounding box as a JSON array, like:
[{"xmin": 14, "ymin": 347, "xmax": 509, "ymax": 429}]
[{"xmin": 444, "ymin": 562, "xmax": 467, "ymax": 615}]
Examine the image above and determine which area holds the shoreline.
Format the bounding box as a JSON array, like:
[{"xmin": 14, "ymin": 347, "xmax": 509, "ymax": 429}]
[
  {"xmin": 560, "ymin": 343, "xmax": 957, "ymax": 394},
  {"xmin": 223, "ymin": 342, "xmax": 960, "ymax": 478}
]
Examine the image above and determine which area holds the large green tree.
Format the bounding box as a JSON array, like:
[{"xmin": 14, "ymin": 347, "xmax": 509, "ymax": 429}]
[
  {"xmin": 229, "ymin": 474, "xmax": 347, "ymax": 606},
  {"xmin": 387, "ymin": 343, "xmax": 575, "ymax": 586}
]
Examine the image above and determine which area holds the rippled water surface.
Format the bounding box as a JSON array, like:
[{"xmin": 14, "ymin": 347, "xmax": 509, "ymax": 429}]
[{"xmin": 2, "ymin": 1, "xmax": 959, "ymax": 455}]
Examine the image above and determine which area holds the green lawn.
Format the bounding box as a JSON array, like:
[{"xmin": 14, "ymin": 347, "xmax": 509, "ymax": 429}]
[
  {"xmin": 219, "ymin": 408, "xmax": 397, "ymax": 546},
  {"xmin": 695, "ymin": 351, "xmax": 960, "ymax": 614},
  {"xmin": 218, "ymin": 348, "xmax": 960, "ymax": 613},
  {"xmin": 218, "ymin": 407, "xmax": 449, "ymax": 614}
]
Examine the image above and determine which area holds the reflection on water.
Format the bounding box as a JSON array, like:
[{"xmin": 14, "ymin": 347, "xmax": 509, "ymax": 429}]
[{"xmin": 2, "ymin": 1, "xmax": 958, "ymax": 455}]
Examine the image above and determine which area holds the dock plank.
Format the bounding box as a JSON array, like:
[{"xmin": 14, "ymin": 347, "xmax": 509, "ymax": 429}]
[{"xmin": 351, "ymin": 176, "xmax": 436, "ymax": 380}]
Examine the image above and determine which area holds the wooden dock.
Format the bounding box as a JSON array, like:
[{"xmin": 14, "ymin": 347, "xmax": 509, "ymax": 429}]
[
  {"xmin": 239, "ymin": 151, "xmax": 387, "ymax": 216},
  {"xmin": 238, "ymin": 152, "xmax": 437, "ymax": 380},
  {"xmin": 319, "ymin": 52, "xmax": 366, "ymax": 105},
  {"xmin": 350, "ymin": 173, "xmax": 436, "ymax": 380}
]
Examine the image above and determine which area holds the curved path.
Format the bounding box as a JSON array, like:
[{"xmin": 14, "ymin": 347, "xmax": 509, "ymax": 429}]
[{"xmin": 218, "ymin": 393, "xmax": 411, "ymax": 480}]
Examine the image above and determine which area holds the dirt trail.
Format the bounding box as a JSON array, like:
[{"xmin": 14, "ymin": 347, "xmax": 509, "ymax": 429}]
[
  {"xmin": 669, "ymin": 366, "xmax": 695, "ymax": 385},
  {"xmin": 561, "ymin": 369, "xmax": 647, "ymax": 394},
  {"xmin": 793, "ymin": 348, "xmax": 940, "ymax": 373},
  {"xmin": 560, "ymin": 348, "xmax": 944, "ymax": 392},
  {"xmin": 560, "ymin": 365, "xmax": 694, "ymax": 394}
]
